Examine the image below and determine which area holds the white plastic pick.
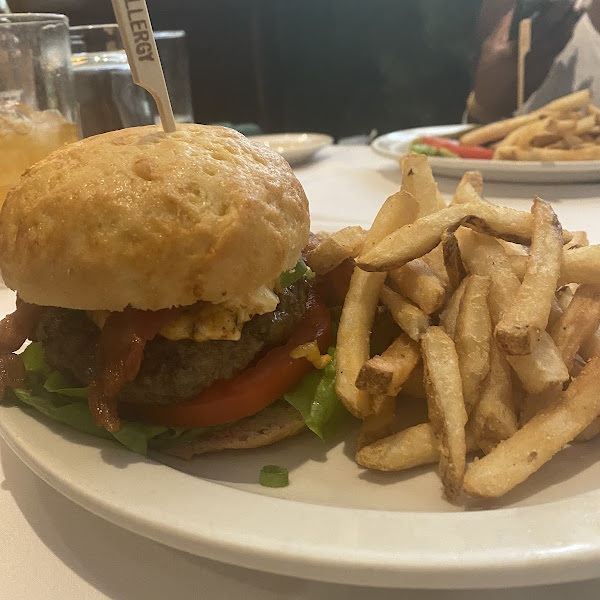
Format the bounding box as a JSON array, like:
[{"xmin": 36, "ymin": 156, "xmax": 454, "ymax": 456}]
[
  {"xmin": 517, "ymin": 17, "xmax": 531, "ymax": 110},
  {"xmin": 110, "ymin": 0, "xmax": 176, "ymax": 133}
]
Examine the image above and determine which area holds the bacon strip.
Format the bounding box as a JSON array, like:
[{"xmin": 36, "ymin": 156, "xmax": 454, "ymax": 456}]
[
  {"xmin": 0, "ymin": 298, "xmax": 44, "ymax": 353},
  {"xmin": 0, "ymin": 299, "xmax": 44, "ymax": 398},
  {"xmin": 89, "ymin": 307, "xmax": 182, "ymax": 432}
]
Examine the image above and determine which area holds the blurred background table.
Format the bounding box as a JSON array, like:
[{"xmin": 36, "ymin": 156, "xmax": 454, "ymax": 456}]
[{"xmin": 2, "ymin": 144, "xmax": 600, "ymax": 599}]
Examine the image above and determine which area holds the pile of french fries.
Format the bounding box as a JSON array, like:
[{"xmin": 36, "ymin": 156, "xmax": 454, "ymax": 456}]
[
  {"xmin": 461, "ymin": 89, "xmax": 600, "ymax": 161},
  {"xmin": 306, "ymin": 152, "xmax": 600, "ymax": 502}
]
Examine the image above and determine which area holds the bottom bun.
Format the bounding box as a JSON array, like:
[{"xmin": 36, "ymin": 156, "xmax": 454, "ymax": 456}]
[{"xmin": 162, "ymin": 402, "xmax": 306, "ymax": 459}]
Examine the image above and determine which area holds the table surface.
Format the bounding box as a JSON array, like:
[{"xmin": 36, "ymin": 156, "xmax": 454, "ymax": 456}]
[{"xmin": 3, "ymin": 145, "xmax": 600, "ymax": 599}]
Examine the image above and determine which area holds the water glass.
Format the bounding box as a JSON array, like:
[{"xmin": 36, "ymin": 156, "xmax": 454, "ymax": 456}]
[
  {"xmin": 0, "ymin": 13, "xmax": 79, "ymax": 203},
  {"xmin": 70, "ymin": 24, "xmax": 193, "ymax": 138}
]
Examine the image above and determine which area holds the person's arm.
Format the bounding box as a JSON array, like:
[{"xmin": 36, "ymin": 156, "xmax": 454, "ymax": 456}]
[{"xmin": 468, "ymin": 0, "xmax": 584, "ymax": 123}]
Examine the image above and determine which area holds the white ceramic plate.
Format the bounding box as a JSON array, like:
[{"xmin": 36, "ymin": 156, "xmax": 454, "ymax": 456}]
[
  {"xmin": 372, "ymin": 124, "xmax": 600, "ymax": 183},
  {"xmin": 3, "ymin": 276, "xmax": 600, "ymax": 590},
  {"xmin": 250, "ymin": 133, "xmax": 333, "ymax": 165}
]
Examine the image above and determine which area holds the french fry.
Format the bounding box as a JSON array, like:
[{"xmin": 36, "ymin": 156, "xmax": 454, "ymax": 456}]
[
  {"xmin": 464, "ymin": 352, "xmax": 600, "ymax": 499},
  {"xmin": 457, "ymin": 230, "xmax": 518, "ymax": 323},
  {"xmin": 561, "ymin": 245, "xmax": 600, "ymax": 286},
  {"xmin": 563, "ymin": 134, "xmax": 584, "ymax": 149},
  {"xmin": 380, "ymin": 285, "xmax": 430, "ymax": 341},
  {"xmin": 493, "ymin": 146, "xmax": 519, "ymax": 160},
  {"xmin": 364, "ymin": 189, "xmax": 419, "ymax": 253},
  {"xmin": 336, "ymin": 186, "xmax": 420, "ymax": 419},
  {"xmin": 306, "ymin": 226, "xmax": 365, "ymax": 274},
  {"xmin": 388, "ymin": 259, "xmax": 446, "ymax": 315},
  {"xmin": 333, "ymin": 149, "xmax": 600, "ymax": 501},
  {"xmin": 580, "ymin": 329, "xmax": 600, "ymax": 362},
  {"xmin": 520, "ymin": 284, "xmax": 600, "ymax": 423},
  {"xmin": 357, "ymin": 203, "xmax": 538, "ymax": 273},
  {"xmin": 335, "ymin": 269, "xmax": 385, "ymax": 417},
  {"xmin": 422, "ymin": 244, "xmax": 449, "ymax": 284},
  {"xmin": 506, "ymin": 331, "xmax": 569, "ymax": 394},
  {"xmin": 454, "ymin": 275, "xmax": 492, "ymax": 413},
  {"xmin": 355, "ymin": 333, "xmax": 420, "ymax": 396},
  {"xmin": 544, "ymin": 117, "xmax": 578, "ymax": 135},
  {"xmin": 531, "ymin": 88, "xmax": 592, "ymax": 116},
  {"xmin": 460, "ymin": 113, "xmax": 543, "ymax": 146},
  {"xmin": 503, "ymin": 145, "xmax": 600, "ymax": 161},
  {"xmin": 450, "ymin": 177, "xmax": 484, "ymax": 207},
  {"xmin": 496, "ymin": 116, "xmax": 552, "ymax": 151},
  {"xmin": 356, "ymin": 421, "xmax": 479, "ymax": 471},
  {"xmin": 529, "ymin": 133, "xmax": 563, "ymax": 147},
  {"xmin": 471, "ymin": 340, "xmax": 517, "ymax": 454},
  {"xmin": 574, "ymin": 114, "xmax": 597, "ymax": 135},
  {"xmin": 510, "ymin": 247, "xmax": 600, "ymax": 285},
  {"xmin": 547, "ymin": 296, "xmax": 564, "ymax": 329},
  {"xmin": 555, "ymin": 284, "xmax": 576, "ymax": 311},
  {"xmin": 401, "ymin": 152, "xmax": 442, "ymax": 217},
  {"xmin": 422, "ymin": 327, "xmax": 468, "ymax": 500},
  {"xmin": 441, "ymin": 229, "xmax": 467, "ymax": 291},
  {"xmin": 564, "ymin": 230, "xmax": 589, "ymax": 250},
  {"xmin": 549, "ymin": 284, "xmax": 600, "ymax": 369},
  {"xmin": 495, "ymin": 198, "xmax": 563, "ymax": 355},
  {"xmin": 356, "ymin": 422, "xmax": 440, "ymax": 471},
  {"xmin": 465, "ymin": 90, "xmax": 596, "ymax": 161},
  {"xmin": 459, "ymin": 229, "xmax": 569, "ymax": 393},
  {"xmin": 439, "ymin": 277, "xmax": 468, "ymax": 338}
]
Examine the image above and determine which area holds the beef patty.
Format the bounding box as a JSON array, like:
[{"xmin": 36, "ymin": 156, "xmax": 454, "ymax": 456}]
[{"xmin": 35, "ymin": 279, "xmax": 310, "ymax": 405}]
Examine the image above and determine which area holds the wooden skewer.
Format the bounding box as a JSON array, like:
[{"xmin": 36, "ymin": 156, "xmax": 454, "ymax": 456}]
[
  {"xmin": 110, "ymin": 0, "xmax": 176, "ymax": 133},
  {"xmin": 517, "ymin": 17, "xmax": 532, "ymax": 110}
]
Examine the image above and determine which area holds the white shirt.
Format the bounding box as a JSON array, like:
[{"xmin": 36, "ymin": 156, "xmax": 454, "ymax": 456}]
[{"xmin": 517, "ymin": 12, "xmax": 600, "ymax": 112}]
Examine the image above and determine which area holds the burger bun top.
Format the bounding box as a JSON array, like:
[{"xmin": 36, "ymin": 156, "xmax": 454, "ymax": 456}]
[{"xmin": 0, "ymin": 124, "xmax": 309, "ymax": 311}]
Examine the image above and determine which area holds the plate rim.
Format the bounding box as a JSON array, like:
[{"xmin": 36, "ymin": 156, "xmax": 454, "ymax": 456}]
[
  {"xmin": 3, "ymin": 400, "xmax": 600, "ymax": 589},
  {"xmin": 371, "ymin": 124, "xmax": 600, "ymax": 182}
]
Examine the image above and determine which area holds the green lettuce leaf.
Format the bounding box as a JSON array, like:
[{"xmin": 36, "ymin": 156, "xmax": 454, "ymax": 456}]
[
  {"xmin": 409, "ymin": 142, "xmax": 458, "ymax": 158},
  {"xmin": 10, "ymin": 340, "xmax": 346, "ymax": 455},
  {"xmin": 283, "ymin": 348, "xmax": 345, "ymax": 439},
  {"xmin": 21, "ymin": 342, "xmax": 53, "ymax": 375},
  {"xmin": 278, "ymin": 257, "xmax": 315, "ymax": 289},
  {"xmin": 11, "ymin": 343, "xmax": 179, "ymax": 455}
]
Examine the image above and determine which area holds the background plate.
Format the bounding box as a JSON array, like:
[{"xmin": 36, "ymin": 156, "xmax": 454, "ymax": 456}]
[
  {"xmin": 372, "ymin": 125, "xmax": 600, "ymax": 183},
  {"xmin": 250, "ymin": 133, "xmax": 333, "ymax": 165}
]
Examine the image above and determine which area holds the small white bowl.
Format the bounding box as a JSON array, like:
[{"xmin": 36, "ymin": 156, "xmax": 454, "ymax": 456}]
[{"xmin": 250, "ymin": 132, "xmax": 333, "ymax": 165}]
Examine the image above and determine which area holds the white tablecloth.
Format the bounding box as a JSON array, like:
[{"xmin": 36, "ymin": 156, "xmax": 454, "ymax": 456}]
[{"xmin": 2, "ymin": 145, "xmax": 600, "ymax": 599}]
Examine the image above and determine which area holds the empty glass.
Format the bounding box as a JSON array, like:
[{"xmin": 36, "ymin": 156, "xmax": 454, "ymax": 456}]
[
  {"xmin": 70, "ymin": 24, "xmax": 193, "ymax": 138},
  {"xmin": 0, "ymin": 13, "xmax": 79, "ymax": 204}
]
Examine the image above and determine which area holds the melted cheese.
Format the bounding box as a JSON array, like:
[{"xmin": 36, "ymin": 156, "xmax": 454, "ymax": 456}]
[
  {"xmin": 88, "ymin": 284, "xmax": 280, "ymax": 342},
  {"xmin": 289, "ymin": 341, "xmax": 332, "ymax": 369}
]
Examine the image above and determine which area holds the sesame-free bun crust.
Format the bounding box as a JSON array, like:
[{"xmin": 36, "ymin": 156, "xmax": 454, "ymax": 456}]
[{"xmin": 0, "ymin": 124, "xmax": 309, "ymax": 310}]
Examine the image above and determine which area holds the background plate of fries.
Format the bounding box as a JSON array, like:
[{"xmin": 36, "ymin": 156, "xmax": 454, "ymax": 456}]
[
  {"xmin": 5, "ymin": 157, "xmax": 600, "ymax": 589},
  {"xmin": 372, "ymin": 122, "xmax": 600, "ymax": 184}
]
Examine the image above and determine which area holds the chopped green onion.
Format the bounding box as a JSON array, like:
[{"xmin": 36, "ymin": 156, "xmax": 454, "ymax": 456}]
[{"xmin": 259, "ymin": 464, "xmax": 289, "ymax": 488}]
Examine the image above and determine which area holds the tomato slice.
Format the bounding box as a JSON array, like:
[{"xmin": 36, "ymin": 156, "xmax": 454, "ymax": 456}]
[
  {"xmin": 119, "ymin": 290, "xmax": 332, "ymax": 428},
  {"xmin": 421, "ymin": 136, "xmax": 494, "ymax": 160}
]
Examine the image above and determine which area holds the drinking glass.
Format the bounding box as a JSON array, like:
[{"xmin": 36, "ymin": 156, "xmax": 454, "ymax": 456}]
[
  {"xmin": 0, "ymin": 13, "xmax": 79, "ymax": 204},
  {"xmin": 70, "ymin": 24, "xmax": 193, "ymax": 138}
]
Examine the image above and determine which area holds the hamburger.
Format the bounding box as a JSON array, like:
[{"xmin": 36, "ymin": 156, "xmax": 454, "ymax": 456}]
[{"xmin": 0, "ymin": 124, "xmax": 341, "ymax": 458}]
